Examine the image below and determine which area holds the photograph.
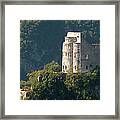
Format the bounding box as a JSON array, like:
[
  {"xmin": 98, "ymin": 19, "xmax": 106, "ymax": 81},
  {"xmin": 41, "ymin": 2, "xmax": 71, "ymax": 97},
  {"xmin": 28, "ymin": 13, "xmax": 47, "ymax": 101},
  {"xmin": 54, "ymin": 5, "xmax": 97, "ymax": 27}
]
[
  {"xmin": 20, "ymin": 20, "xmax": 100, "ymax": 100},
  {"xmin": 1, "ymin": 1, "xmax": 118, "ymax": 118}
]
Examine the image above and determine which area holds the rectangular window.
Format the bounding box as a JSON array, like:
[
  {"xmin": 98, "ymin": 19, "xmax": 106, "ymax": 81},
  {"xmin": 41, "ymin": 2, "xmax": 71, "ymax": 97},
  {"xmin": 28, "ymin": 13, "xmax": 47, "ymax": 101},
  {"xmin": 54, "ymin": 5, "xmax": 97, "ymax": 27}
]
[
  {"xmin": 68, "ymin": 52, "xmax": 72, "ymax": 57},
  {"xmin": 65, "ymin": 52, "xmax": 67, "ymax": 56},
  {"xmin": 68, "ymin": 52, "xmax": 69, "ymax": 57},
  {"xmin": 68, "ymin": 44, "xmax": 71, "ymax": 49},
  {"xmin": 65, "ymin": 65, "xmax": 67, "ymax": 70},
  {"xmin": 90, "ymin": 64, "xmax": 92, "ymax": 68},
  {"xmin": 86, "ymin": 65, "xmax": 88, "ymax": 70},
  {"xmin": 74, "ymin": 52, "xmax": 77, "ymax": 58},
  {"xmin": 85, "ymin": 54, "xmax": 89, "ymax": 60}
]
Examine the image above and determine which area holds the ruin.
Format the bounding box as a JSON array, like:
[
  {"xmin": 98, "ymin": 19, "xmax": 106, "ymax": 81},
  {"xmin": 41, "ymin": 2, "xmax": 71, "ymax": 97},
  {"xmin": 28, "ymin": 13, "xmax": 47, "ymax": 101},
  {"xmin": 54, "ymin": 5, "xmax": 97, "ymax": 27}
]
[{"xmin": 62, "ymin": 32, "xmax": 100, "ymax": 73}]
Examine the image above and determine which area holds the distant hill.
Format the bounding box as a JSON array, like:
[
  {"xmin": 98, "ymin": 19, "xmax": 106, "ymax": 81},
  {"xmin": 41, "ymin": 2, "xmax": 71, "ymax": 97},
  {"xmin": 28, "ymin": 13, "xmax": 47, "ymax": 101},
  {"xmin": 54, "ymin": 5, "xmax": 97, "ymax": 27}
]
[{"xmin": 20, "ymin": 20, "xmax": 100, "ymax": 80}]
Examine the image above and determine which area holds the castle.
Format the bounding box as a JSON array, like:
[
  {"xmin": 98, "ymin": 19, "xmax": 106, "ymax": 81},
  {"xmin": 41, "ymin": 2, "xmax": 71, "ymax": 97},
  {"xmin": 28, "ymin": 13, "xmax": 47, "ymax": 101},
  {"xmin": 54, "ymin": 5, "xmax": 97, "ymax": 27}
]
[{"xmin": 62, "ymin": 32, "xmax": 100, "ymax": 73}]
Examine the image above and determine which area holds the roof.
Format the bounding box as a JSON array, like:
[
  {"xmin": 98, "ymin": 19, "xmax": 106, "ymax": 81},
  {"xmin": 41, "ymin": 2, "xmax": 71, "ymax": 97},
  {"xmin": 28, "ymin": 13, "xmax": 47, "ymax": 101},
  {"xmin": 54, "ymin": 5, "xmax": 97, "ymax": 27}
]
[{"xmin": 65, "ymin": 32, "xmax": 81, "ymax": 43}]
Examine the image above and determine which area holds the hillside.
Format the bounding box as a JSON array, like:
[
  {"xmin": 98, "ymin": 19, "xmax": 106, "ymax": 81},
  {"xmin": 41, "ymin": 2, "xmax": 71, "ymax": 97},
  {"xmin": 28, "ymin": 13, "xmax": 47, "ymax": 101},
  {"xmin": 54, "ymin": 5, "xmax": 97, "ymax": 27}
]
[{"xmin": 20, "ymin": 20, "xmax": 100, "ymax": 80}]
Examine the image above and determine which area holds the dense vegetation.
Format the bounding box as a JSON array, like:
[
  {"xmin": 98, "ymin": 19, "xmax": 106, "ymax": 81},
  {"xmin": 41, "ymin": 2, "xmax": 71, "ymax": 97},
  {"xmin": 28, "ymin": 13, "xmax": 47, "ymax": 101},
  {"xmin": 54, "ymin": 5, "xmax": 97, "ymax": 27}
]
[
  {"xmin": 20, "ymin": 20, "xmax": 100, "ymax": 80},
  {"xmin": 21, "ymin": 61, "xmax": 100, "ymax": 100}
]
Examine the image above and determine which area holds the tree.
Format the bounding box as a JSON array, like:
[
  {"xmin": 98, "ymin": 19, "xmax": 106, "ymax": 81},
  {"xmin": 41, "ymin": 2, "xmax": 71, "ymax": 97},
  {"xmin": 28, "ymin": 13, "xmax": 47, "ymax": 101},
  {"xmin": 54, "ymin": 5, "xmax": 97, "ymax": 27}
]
[
  {"xmin": 25, "ymin": 62, "xmax": 100, "ymax": 100},
  {"xmin": 45, "ymin": 61, "xmax": 61, "ymax": 72}
]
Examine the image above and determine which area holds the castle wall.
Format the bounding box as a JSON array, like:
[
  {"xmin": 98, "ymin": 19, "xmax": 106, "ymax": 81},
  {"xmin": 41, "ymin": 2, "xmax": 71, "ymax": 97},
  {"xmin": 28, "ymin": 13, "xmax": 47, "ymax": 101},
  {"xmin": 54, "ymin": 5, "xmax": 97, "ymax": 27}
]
[
  {"xmin": 81, "ymin": 43, "xmax": 100, "ymax": 72},
  {"xmin": 62, "ymin": 42, "xmax": 73, "ymax": 73}
]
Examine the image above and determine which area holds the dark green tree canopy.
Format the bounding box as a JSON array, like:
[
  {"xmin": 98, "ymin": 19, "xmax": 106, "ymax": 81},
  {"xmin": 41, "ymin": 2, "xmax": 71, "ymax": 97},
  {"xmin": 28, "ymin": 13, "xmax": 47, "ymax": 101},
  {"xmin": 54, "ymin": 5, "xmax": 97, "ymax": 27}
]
[
  {"xmin": 20, "ymin": 20, "xmax": 100, "ymax": 80},
  {"xmin": 22, "ymin": 62, "xmax": 100, "ymax": 100}
]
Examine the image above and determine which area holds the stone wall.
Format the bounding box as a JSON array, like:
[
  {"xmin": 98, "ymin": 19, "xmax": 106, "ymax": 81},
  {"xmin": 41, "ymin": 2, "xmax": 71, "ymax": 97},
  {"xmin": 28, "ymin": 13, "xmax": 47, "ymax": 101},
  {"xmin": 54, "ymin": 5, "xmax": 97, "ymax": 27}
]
[
  {"xmin": 81, "ymin": 43, "xmax": 100, "ymax": 72},
  {"xmin": 62, "ymin": 32, "xmax": 99, "ymax": 73},
  {"xmin": 62, "ymin": 42, "xmax": 73, "ymax": 73},
  {"xmin": 73, "ymin": 43, "xmax": 81, "ymax": 73}
]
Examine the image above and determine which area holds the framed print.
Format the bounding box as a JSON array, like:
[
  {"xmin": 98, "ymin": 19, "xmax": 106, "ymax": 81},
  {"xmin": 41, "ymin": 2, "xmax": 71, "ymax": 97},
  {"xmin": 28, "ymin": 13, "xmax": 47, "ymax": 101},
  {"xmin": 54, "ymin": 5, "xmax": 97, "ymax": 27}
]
[{"xmin": 0, "ymin": 0, "xmax": 120, "ymax": 119}]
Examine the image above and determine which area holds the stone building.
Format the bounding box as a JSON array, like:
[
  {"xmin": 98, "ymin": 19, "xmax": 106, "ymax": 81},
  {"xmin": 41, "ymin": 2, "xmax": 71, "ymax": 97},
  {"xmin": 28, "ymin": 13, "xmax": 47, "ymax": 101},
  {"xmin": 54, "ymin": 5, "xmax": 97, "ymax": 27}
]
[
  {"xmin": 62, "ymin": 32, "xmax": 100, "ymax": 73},
  {"xmin": 20, "ymin": 87, "xmax": 32, "ymax": 100}
]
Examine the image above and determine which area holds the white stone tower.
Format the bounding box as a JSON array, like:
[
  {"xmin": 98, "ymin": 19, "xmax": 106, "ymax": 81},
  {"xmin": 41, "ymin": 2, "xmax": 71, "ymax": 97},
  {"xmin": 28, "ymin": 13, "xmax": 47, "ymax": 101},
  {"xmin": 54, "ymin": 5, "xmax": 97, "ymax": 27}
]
[{"xmin": 62, "ymin": 32, "xmax": 81, "ymax": 73}]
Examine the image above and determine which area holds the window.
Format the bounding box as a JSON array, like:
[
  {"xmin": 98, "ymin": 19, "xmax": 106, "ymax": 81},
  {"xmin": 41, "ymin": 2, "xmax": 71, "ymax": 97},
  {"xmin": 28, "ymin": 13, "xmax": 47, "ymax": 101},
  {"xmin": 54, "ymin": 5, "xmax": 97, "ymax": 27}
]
[
  {"xmin": 37, "ymin": 75, "xmax": 42, "ymax": 82},
  {"xmin": 65, "ymin": 65, "xmax": 67, "ymax": 70},
  {"xmin": 68, "ymin": 52, "xmax": 72, "ymax": 57},
  {"xmin": 77, "ymin": 59, "xmax": 80, "ymax": 64},
  {"xmin": 74, "ymin": 52, "xmax": 77, "ymax": 58},
  {"xmin": 74, "ymin": 66, "xmax": 76, "ymax": 70},
  {"xmin": 65, "ymin": 52, "xmax": 67, "ymax": 56},
  {"xmin": 63, "ymin": 65, "xmax": 64, "ymax": 70},
  {"xmin": 65, "ymin": 44, "xmax": 67, "ymax": 47},
  {"xmin": 90, "ymin": 64, "xmax": 92, "ymax": 68},
  {"xmin": 62, "ymin": 52, "xmax": 64, "ymax": 56},
  {"xmin": 85, "ymin": 54, "xmax": 89, "ymax": 60},
  {"xmin": 68, "ymin": 52, "xmax": 69, "ymax": 57},
  {"xmin": 68, "ymin": 44, "xmax": 71, "ymax": 49},
  {"xmin": 77, "ymin": 44, "xmax": 80, "ymax": 47},
  {"xmin": 26, "ymin": 93, "xmax": 29, "ymax": 97},
  {"xmin": 86, "ymin": 65, "xmax": 88, "ymax": 70}
]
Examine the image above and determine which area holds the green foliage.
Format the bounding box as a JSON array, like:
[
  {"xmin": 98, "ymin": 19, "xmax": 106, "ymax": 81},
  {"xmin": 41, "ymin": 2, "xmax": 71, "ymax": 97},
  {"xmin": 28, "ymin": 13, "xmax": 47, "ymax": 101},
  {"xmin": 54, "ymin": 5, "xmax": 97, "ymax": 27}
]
[
  {"xmin": 45, "ymin": 61, "xmax": 61, "ymax": 72},
  {"xmin": 20, "ymin": 20, "xmax": 41, "ymax": 49},
  {"xmin": 24, "ymin": 62, "xmax": 100, "ymax": 100}
]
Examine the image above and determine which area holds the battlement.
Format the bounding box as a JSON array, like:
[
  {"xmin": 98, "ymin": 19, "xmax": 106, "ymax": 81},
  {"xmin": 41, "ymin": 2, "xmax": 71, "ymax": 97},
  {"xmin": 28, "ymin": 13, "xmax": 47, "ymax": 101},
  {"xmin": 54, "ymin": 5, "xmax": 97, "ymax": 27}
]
[{"xmin": 65, "ymin": 32, "xmax": 81, "ymax": 43}]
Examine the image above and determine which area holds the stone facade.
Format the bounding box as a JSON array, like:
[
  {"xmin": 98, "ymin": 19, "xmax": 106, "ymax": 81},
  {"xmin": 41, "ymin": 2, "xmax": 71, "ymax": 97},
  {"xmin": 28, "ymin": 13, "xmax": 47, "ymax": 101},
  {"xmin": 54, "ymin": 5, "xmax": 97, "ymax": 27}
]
[{"xmin": 62, "ymin": 32, "xmax": 100, "ymax": 73}]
